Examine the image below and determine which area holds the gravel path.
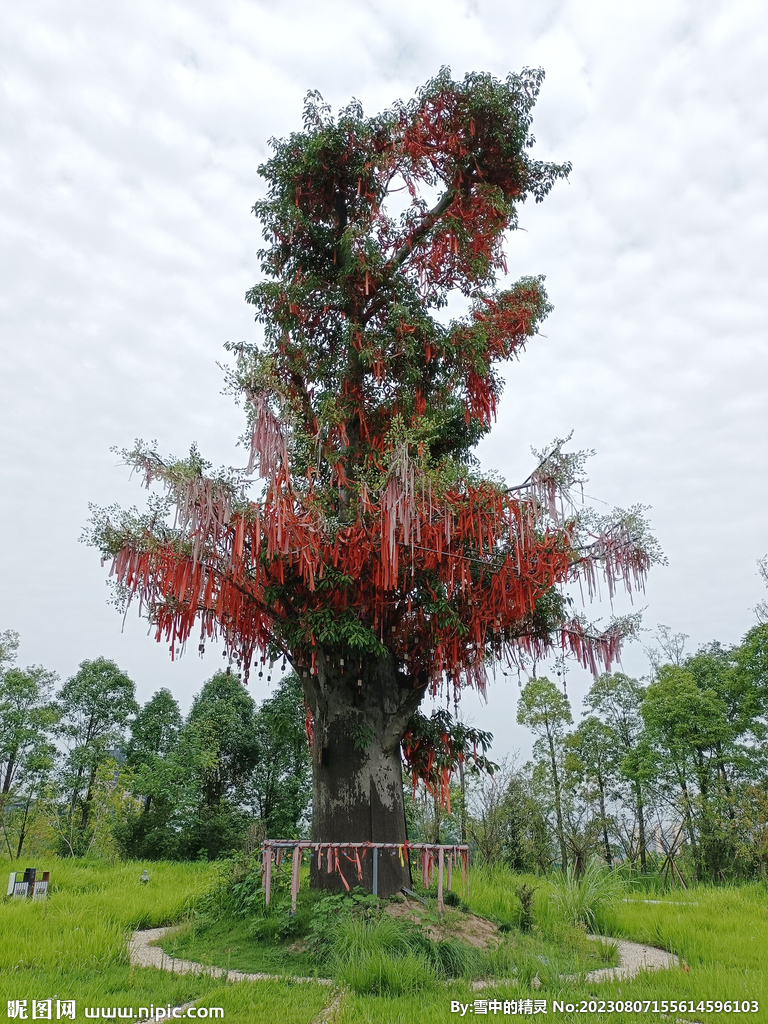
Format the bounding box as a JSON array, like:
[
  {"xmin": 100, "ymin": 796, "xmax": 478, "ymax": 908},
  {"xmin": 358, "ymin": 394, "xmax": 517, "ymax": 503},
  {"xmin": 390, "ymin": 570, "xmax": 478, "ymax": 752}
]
[
  {"xmin": 128, "ymin": 927, "xmax": 333, "ymax": 985},
  {"xmin": 129, "ymin": 925, "xmax": 678, "ymax": 988},
  {"xmin": 581, "ymin": 934, "xmax": 678, "ymax": 983}
]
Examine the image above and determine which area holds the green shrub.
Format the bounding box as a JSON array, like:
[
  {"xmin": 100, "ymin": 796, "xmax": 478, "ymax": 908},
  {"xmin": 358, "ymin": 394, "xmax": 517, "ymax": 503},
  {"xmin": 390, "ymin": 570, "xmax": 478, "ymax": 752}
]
[{"xmin": 515, "ymin": 881, "xmax": 538, "ymax": 931}]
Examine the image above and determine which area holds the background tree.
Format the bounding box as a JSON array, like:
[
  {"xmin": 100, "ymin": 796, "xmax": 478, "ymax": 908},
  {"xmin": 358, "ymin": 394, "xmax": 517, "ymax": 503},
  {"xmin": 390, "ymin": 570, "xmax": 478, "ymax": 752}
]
[
  {"xmin": 464, "ymin": 756, "xmax": 549, "ymax": 871},
  {"xmin": 0, "ymin": 636, "xmax": 59, "ymax": 859},
  {"xmin": 641, "ymin": 664, "xmax": 733, "ymax": 880},
  {"xmin": 113, "ymin": 688, "xmax": 185, "ymax": 859},
  {"xmin": 174, "ymin": 670, "xmax": 260, "ymax": 859},
  {"xmin": 248, "ymin": 673, "xmax": 311, "ymax": 838},
  {"xmin": 116, "ymin": 672, "xmax": 311, "ymax": 859},
  {"xmin": 56, "ymin": 658, "xmax": 137, "ymax": 855},
  {"xmin": 733, "ymin": 782, "xmax": 768, "ymax": 877},
  {"xmin": 88, "ymin": 69, "xmax": 659, "ymax": 894},
  {"xmin": 0, "ymin": 630, "xmax": 20, "ymax": 676},
  {"xmin": 517, "ymin": 676, "xmax": 572, "ymax": 870},
  {"xmin": 127, "ymin": 688, "xmax": 183, "ymax": 779},
  {"xmin": 735, "ymin": 623, "xmax": 768, "ymax": 739},
  {"xmin": 564, "ymin": 716, "xmax": 618, "ymax": 867},
  {"xmin": 640, "ymin": 637, "xmax": 768, "ymax": 881},
  {"xmin": 584, "ymin": 671, "xmax": 652, "ymax": 870},
  {"xmin": 402, "ymin": 707, "xmax": 495, "ymax": 843},
  {"xmin": 754, "ymin": 556, "xmax": 768, "ymax": 625}
]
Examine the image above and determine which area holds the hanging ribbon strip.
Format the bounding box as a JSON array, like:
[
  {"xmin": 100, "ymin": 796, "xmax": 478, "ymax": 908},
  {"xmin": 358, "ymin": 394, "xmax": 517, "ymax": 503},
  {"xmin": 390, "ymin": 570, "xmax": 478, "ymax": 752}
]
[
  {"xmin": 334, "ymin": 849, "xmax": 351, "ymax": 891},
  {"xmin": 260, "ymin": 841, "xmax": 470, "ymax": 907}
]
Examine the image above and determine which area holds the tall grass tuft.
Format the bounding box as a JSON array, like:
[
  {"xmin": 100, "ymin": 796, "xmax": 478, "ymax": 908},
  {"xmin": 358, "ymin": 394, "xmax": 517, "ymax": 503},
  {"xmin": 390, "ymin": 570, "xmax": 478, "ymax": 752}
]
[
  {"xmin": 549, "ymin": 858, "xmax": 625, "ymax": 931},
  {"xmin": 327, "ymin": 915, "xmax": 485, "ymax": 993},
  {"xmin": 329, "ymin": 917, "xmax": 436, "ymax": 994}
]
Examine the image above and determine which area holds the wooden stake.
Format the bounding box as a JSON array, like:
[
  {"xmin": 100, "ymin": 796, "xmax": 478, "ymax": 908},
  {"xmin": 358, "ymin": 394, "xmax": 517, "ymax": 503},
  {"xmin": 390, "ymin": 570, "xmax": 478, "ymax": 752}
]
[
  {"xmin": 264, "ymin": 847, "xmax": 273, "ymax": 907},
  {"xmin": 437, "ymin": 847, "xmax": 445, "ymax": 917}
]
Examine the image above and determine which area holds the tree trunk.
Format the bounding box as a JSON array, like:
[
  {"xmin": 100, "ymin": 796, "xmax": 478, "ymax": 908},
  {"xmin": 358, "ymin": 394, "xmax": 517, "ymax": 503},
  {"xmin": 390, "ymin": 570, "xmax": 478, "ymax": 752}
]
[
  {"xmin": 635, "ymin": 782, "xmax": 647, "ymax": 871},
  {"xmin": 2, "ymin": 754, "xmax": 16, "ymax": 794},
  {"xmin": 547, "ymin": 732, "xmax": 568, "ymax": 872},
  {"xmin": 15, "ymin": 797, "xmax": 30, "ymax": 860},
  {"xmin": 458, "ymin": 758, "xmax": 467, "ymax": 844},
  {"xmin": 715, "ymin": 743, "xmax": 735, "ymax": 822},
  {"xmin": 302, "ymin": 649, "xmax": 425, "ymax": 896},
  {"xmin": 597, "ymin": 776, "xmax": 612, "ymax": 867},
  {"xmin": 678, "ymin": 773, "xmax": 699, "ymax": 878}
]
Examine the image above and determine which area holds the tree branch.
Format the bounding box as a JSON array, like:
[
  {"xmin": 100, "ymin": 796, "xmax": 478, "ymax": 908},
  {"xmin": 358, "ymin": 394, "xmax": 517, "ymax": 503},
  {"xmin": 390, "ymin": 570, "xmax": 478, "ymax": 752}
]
[{"xmin": 391, "ymin": 187, "xmax": 456, "ymax": 269}]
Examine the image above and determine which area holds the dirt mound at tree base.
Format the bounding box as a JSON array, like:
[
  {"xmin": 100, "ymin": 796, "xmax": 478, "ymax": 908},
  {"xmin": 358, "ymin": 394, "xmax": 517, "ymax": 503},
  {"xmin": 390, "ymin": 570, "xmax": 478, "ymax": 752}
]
[{"xmin": 384, "ymin": 896, "xmax": 501, "ymax": 949}]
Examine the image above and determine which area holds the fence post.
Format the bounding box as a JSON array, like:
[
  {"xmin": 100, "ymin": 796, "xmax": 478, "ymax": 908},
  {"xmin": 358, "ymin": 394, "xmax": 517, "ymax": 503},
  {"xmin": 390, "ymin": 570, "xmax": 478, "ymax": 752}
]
[{"xmin": 437, "ymin": 847, "xmax": 445, "ymax": 917}]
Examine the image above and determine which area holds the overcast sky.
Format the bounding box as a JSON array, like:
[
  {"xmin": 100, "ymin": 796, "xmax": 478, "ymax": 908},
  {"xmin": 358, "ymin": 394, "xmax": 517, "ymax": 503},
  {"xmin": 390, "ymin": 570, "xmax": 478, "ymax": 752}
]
[{"xmin": 1, "ymin": 0, "xmax": 766, "ymax": 760}]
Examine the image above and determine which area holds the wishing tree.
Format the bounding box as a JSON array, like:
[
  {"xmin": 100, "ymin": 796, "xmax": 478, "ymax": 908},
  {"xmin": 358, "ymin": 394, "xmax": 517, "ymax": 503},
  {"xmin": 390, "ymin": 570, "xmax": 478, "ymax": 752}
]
[{"xmin": 88, "ymin": 69, "xmax": 660, "ymax": 894}]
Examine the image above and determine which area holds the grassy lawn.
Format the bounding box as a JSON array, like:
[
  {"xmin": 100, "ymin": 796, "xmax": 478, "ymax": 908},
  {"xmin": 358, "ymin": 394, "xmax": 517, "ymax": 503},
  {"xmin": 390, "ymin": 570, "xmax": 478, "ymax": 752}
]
[
  {"xmin": 1, "ymin": 857, "xmax": 767, "ymax": 1024},
  {"xmin": 0, "ymin": 857, "xmax": 328, "ymax": 1024},
  {"xmin": 163, "ymin": 897, "xmax": 616, "ymax": 981}
]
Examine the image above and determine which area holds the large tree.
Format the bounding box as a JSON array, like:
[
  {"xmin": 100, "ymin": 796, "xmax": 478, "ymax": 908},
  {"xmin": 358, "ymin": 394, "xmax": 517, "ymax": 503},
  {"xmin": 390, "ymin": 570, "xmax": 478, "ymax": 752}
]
[
  {"xmin": 57, "ymin": 657, "xmax": 137, "ymax": 854},
  {"xmin": 584, "ymin": 671, "xmax": 654, "ymax": 870},
  {"xmin": 517, "ymin": 676, "xmax": 572, "ymax": 870},
  {"xmin": 88, "ymin": 69, "xmax": 658, "ymax": 894},
  {"xmin": 0, "ymin": 633, "xmax": 59, "ymax": 858}
]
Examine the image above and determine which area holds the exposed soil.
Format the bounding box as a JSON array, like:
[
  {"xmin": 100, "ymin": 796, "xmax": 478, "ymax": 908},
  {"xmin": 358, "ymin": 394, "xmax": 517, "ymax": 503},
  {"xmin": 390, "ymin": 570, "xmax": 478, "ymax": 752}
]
[{"xmin": 384, "ymin": 896, "xmax": 501, "ymax": 949}]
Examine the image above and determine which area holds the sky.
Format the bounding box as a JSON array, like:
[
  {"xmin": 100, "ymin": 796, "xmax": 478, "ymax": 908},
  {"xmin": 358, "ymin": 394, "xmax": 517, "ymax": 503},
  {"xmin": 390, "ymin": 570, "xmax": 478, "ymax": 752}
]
[{"xmin": 1, "ymin": 0, "xmax": 766, "ymax": 761}]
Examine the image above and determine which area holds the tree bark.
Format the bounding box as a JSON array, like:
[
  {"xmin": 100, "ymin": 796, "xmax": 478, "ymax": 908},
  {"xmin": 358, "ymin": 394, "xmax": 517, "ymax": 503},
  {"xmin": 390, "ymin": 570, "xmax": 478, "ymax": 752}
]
[
  {"xmin": 15, "ymin": 797, "xmax": 30, "ymax": 860},
  {"xmin": 677, "ymin": 772, "xmax": 699, "ymax": 878},
  {"xmin": 458, "ymin": 758, "xmax": 467, "ymax": 844},
  {"xmin": 547, "ymin": 731, "xmax": 568, "ymax": 872},
  {"xmin": 597, "ymin": 776, "xmax": 612, "ymax": 867},
  {"xmin": 301, "ymin": 650, "xmax": 425, "ymax": 896},
  {"xmin": 634, "ymin": 782, "xmax": 647, "ymax": 872},
  {"xmin": 2, "ymin": 753, "xmax": 17, "ymax": 794}
]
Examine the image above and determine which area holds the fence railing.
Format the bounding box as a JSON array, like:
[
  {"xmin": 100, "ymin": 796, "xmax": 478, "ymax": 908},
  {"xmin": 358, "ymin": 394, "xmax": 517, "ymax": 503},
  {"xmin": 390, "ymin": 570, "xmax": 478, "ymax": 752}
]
[{"xmin": 261, "ymin": 841, "xmax": 469, "ymax": 914}]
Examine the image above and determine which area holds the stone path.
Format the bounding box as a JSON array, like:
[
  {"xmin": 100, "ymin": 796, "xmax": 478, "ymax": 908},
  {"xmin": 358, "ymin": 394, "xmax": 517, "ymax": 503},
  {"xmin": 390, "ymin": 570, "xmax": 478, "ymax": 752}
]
[
  {"xmin": 129, "ymin": 924, "xmax": 678, "ymax": 990},
  {"xmin": 471, "ymin": 935, "xmax": 678, "ymax": 990},
  {"xmin": 128, "ymin": 927, "xmax": 332, "ymax": 985},
  {"xmin": 581, "ymin": 934, "xmax": 678, "ymax": 983}
]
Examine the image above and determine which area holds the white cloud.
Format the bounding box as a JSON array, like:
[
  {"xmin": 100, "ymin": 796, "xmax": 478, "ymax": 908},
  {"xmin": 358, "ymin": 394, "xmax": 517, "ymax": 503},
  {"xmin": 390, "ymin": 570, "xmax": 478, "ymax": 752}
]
[{"xmin": 1, "ymin": 0, "xmax": 766, "ymax": 759}]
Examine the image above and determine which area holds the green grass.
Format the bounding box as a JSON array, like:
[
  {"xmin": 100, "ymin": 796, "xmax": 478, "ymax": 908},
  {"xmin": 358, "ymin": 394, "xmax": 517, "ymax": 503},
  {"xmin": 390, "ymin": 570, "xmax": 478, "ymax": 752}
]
[
  {"xmin": 599, "ymin": 881, "xmax": 768, "ymax": 972},
  {"xmin": 166, "ymin": 863, "xmax": 618, "ymax": 993},
  {"xmin": 161, "ymin": 916, "xmax": 323, "ymax": 977},
  {"xmin": 2, "ymin": 856, "xmax": 767, "ymax": 1024},
  {"xmin": 181, "ymin": 980, "xmax": 331, "ymax": 1024},
  {"xmin": 0, "ymin": 857, "xmax": 223, "ymax": 1013},
  {"xmin": 0, "ymin": 858, "xmax": 215, "ymax": 972},
  {"xmin": 0, "ymin": 855, "xmax": 332, "ymax": 1023},
  {"xmin": 391, "ymin": 865, "xmax": 768, "ymax": 1023}
]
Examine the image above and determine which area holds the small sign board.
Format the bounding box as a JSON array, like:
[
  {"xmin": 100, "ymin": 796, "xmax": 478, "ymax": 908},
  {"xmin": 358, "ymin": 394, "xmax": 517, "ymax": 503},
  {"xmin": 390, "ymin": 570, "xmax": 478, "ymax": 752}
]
[
  {"xmin": 6, "ymin": 869, "xmax": 49, "ymax": 900},
  {"xmin": 32, "ymin": 875, "xmax": 49, "ymax": 900}
]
